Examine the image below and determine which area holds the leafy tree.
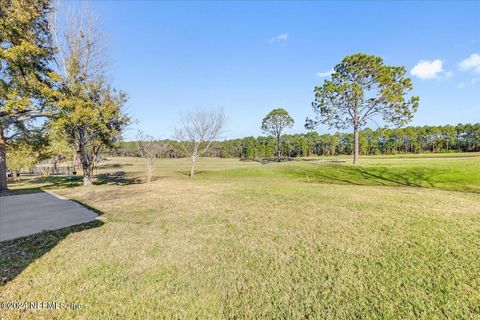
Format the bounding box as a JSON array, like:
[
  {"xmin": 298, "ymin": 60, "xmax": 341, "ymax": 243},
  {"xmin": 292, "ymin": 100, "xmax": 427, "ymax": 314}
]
[
  {"xmin": 0, "ymin": 0, "xmax": 56, "ymax": 190},
  {"xmin": 241, "ymin": 136, "xmax": 257, "ymax": 159},
  {"xmin": 6, "ymin": 141, "xmax": 37, "ymax": 181},
  {"xmin": 306, "ymin": 53, "xmax": 419, "ymax": 164},
  {"xmin": 442, "ymin": 125, "xmax": 456, "ymax": 152},
  {"xmin": 261, "ymin": 108, "xmax": 294, "ymax": 162},
  {"xmin": 305, "ymin": 131, "xmax": 320, "ymax": 155},
  {"xmin": 256, "ymin": 136, "xmax": 275, "ymax": 158},
  {"xmin": 56, "ymin": 80, "xmax": 128, "ymax": 185},
  {"xmin": 51, "ymin": 5, "xmax": 129, "ymax": 186},
  {"xmin": 41, "ymin": 129, "xmax": 74, "ymax": 175}
]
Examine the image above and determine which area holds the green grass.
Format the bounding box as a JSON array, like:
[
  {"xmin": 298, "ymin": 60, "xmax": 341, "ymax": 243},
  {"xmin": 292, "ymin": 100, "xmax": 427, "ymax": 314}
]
[
  {"xmin": 1, "ymin": 154, "xmax": 480, "ymax": 319},
  {"xmin": 203, "ymin": 155, "xmax": 480, "ymax": 192}
]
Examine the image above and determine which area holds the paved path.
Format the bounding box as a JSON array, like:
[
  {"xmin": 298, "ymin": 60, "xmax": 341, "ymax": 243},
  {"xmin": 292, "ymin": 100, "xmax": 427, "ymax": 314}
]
[{"xmin": 0, "ymin": 192, "xmax": 98, "ymax": 242}]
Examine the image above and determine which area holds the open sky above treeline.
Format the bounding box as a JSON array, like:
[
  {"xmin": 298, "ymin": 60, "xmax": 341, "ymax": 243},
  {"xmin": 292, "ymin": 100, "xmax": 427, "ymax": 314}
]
[{"xmin": 85, "ymin": 1, "xmax": 480, "ymax": 140}]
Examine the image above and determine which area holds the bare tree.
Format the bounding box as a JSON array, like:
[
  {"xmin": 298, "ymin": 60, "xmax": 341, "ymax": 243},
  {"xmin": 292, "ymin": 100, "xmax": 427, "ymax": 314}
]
[
  {"xmin": 137, "ymin": 131, "xmax": 166, "ymax": 183},
  {"xmin": 49, "ymin": 2, "xmax": 107, "ymax": 82},
  {"xmin": 174, "ymin": 108, "xmax": 225, "ymax": 178}
]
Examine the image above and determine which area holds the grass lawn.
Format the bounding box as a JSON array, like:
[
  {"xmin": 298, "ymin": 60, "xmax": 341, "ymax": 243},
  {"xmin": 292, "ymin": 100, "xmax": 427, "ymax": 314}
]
[{"xmin": 1, "ymin": 154, "xmax": 480, "ymax": 319}]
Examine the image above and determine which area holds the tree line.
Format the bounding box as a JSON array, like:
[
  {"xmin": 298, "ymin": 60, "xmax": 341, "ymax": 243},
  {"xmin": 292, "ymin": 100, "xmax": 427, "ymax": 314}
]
[{"xmin": 108, "ymin": 123, "xmax": 480, "ymax": 160}]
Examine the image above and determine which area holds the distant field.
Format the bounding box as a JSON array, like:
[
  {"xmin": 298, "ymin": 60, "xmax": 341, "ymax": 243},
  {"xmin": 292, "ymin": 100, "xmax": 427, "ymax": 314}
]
[{"xmin": 1, "ymin": 154, "xmax": 480, "ymax": 319}]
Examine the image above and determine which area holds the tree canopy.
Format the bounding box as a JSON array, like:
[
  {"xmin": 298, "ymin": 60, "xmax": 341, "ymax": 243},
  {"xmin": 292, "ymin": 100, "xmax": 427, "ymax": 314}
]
[
  {"xmin": 306, "ymin": 53, "xmax": 419, "ymax": 164},
  {"xmin": 0, "ymin": 0, "xmax": 57, "ymax": 190},
  {"xmin": 261, "ymin": 108, "xmax": 294, "ymax": 161}
]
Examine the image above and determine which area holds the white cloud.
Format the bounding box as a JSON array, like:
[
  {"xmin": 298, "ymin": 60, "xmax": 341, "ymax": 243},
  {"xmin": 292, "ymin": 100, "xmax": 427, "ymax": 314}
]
[
  {"xmin": 459, "ymin": 53, "xmax": 480, "ymax": 74},
  {"xmin": 457, "ymin": 83, "xmax": 465, "ymax": 89},
  {"xmin": 316, "ymin": 69, "xmax": 334, "ymax": 77},
  {"xmin": 410, "ymin": 59, "xmax": 444, "ymax": 79},
  {"xmin": 269, "ymin": 33, "xmax": 288, "ymax": 43}
]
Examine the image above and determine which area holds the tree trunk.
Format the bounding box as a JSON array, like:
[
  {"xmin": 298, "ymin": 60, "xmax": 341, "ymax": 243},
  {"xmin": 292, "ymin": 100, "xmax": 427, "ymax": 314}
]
[
  {"xmin": 353, "ymin": 126, "xmax": 360, "ymax": 165},
  {"xmin": 146, "ymin": 160, "xmax": 153, "ymax": 183},
  {"xmin": 277, "ymin": 135, "xmax": 281, "ymax": 162},
  {"xmin": 78, "ymin": 128, "xmax": 93, "ymax": 186},
  {"xmin": 79, "ymin": 151, "xmax": 93, "ymax": 186},
  {"xmin": 73, "ymin": 152, "xmax": 77, "ymax": 174},
  {"xmin": 0, "ymin": 124, "xmax": 8, "ymax": 191},
  {"xmin": 82, "ymin": 163, "xmax": 93, "ymax": 186},
  {"xmin": 190, "ymin": 156, "xmax": 196, "ymax": 178},
  {"xmin": 53, "ymin": 157, "xmax": 58, "ymax": 175}
]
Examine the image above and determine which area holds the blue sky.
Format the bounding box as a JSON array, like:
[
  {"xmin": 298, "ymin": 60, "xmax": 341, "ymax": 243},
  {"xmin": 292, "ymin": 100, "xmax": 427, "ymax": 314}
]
[{"xmin": 88, "ymin": 1, "xmax": 480, "ymax": 140}]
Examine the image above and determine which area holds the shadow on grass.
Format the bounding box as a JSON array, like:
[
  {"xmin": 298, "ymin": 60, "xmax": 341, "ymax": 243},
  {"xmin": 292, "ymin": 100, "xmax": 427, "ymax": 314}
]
[
  {"xmin": 299, "ymin": 159, "xmax": 347, "ymax": 163},
  {"xmin": 176, "ymin": 170, "xmax": 205, "ymax": 177},
  {"xmin": 0, "ymin": 186, "xmax": 45, "ymax": 196},
  {"xmin": 297, "ymin": 164, "xmax": 434, "ymax": 187},
  {"xmin": 0, "ymin": 201, "xmax": 104, "ymax": 285},
  {"xmin": 296, "ymin": 164, "xmax": 479, "ymax": 193},
  {"xmin": 241, "ymin": 157, "xmax": 297, "ymax": 164},
  {"xmin": 5, "ymin": 171, "xmax": 143, "ymax": 193},
  {"xmin": 97, "ymin": 162, "xmax": 133, "ymax": 169},
  {"xmin": 30, "ymin": 175, "xmax": 84, "ymax": 188},
  {"xmin": 240, "ymin": 157, "xmax": 347, "ymax": 164},
  {"xmin": 94, "ymin": 171, "xmax": 143, "ymax": 186}
]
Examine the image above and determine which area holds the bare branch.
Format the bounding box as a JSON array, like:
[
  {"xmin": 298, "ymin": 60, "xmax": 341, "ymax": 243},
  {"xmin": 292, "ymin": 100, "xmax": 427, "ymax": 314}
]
[
  {"xmin": 173, "ymin": 107, "xmax": 225, "ymax": 177},
  {"xmin": 137, "ymin": 131, "xmax": 167, "ymax": 183}
]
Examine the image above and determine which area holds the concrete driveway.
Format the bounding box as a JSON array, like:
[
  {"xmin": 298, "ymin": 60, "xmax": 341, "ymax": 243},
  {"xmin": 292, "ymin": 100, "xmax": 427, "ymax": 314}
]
[{"xmin": 0, "ymin": 191, "xmax": 98, "ymax": 242}]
